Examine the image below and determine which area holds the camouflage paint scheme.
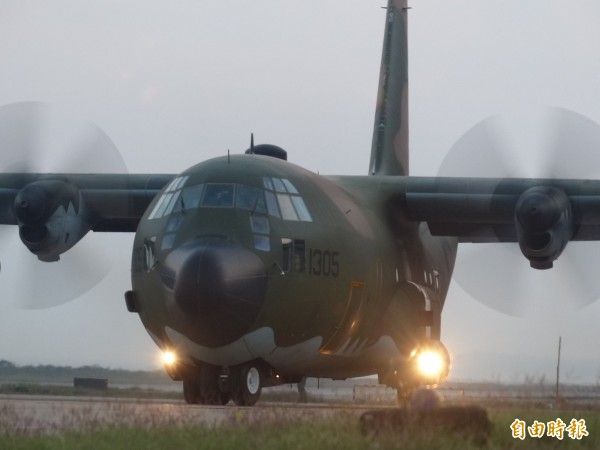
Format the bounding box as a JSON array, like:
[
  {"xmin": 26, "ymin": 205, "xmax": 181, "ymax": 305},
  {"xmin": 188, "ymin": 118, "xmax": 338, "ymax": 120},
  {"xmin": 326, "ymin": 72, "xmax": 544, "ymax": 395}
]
[
  {"xmin": 132, "ymin": 155, "xmax": 455, "ymax": 384},
  {"xmin": 2, "ymin": 0, "xmax": 600, "ymax": 404}
]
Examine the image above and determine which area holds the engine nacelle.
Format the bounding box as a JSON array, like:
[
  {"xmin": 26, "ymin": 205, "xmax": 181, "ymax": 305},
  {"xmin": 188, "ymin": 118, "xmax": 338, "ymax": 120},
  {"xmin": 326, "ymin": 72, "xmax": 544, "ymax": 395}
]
[
  {"xmin": 14, "ymin": 180, "xmax": 93, "ymax": 262},
  {"xmin": 514, "ymin": 186, "xmax": 573, "ymax": 269}
]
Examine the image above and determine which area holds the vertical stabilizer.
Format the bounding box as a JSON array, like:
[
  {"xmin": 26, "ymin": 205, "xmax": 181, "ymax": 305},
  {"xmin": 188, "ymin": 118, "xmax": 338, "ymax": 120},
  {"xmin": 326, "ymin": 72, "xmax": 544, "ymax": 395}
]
[{"xmin": 369, "ymin": 0, "xmax": 409, "ymax": 176}]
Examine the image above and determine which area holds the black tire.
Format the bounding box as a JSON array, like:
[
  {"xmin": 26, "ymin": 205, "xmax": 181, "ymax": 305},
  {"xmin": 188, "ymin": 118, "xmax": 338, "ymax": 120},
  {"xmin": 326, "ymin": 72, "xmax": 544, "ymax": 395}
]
[
  {"xmin": 230, "ymin": 363, "xmax": 262, "ymax": 406},
  {"xmin": 201, "ymin": 386, "xmax": 231, "ymax": 405},
  {"xmin": 183, "ymin": 377, "xmax": 201, "ymax": 404},
  {"xmin": 218, "ymin": 391, "xmax": 231, "ymax": 405},
  {"xmin": 200, "ymin": 365, "xmax": 230, "ymax": 405},
  {"xmin": 410, "ymin": 388, "xmax": 440, "ymax": 410}
]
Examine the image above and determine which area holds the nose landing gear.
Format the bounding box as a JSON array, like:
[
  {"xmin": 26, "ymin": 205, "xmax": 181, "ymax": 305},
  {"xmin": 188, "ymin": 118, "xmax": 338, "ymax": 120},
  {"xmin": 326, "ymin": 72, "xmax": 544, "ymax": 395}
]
[
  {"xmin": 182, "ymin": 365, "xmax": 230, "ymax": 405},
  {"xmin": 182, "ymin": 362, "xmax": 264, "ymax": 406},
  {"xmin": 229, "ymin": 363, "xmax": 263, "ymax": 406}
]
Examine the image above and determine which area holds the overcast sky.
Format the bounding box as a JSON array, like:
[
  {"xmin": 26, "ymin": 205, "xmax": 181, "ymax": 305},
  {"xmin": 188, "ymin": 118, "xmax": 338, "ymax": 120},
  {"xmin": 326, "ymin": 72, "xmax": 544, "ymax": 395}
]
[{"xmin": 1, "ymin": 0, "xmax": 600, "ymax": 384}]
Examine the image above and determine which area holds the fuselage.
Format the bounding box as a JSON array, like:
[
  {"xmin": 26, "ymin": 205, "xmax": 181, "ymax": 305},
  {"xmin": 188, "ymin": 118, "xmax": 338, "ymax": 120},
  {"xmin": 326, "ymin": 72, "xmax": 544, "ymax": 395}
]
[{"xmin": 131, "ymin": 154, "xmax": 457, "ymax": 381}]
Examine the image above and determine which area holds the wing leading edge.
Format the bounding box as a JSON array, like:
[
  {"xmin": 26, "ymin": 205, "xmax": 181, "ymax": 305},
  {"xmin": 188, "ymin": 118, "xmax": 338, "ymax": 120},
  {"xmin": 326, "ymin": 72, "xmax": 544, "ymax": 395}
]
[
  {"xmin": 0, "ymin": 173, "xmax": 174, "ymax": 231},
  {"xmin": 0, "ymin": 173, "xmax": 174, "ymax": 261},
  {"xmin": 401, "ymin": 177, "xmax": 600, "ymax": 242},
  {"xmin": 335, "ymin": 175, "xmax": 600, "ymax": 269}
]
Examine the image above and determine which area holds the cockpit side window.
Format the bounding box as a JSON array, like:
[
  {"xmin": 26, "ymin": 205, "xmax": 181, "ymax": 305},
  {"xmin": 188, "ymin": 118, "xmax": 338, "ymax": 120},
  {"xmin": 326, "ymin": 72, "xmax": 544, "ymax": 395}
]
[
  {"xmin": 277, "ymin": 194, "xmax": 298, "ymax": 221},
  {"xmin": 282, "ymin": 179, "xmax": 299, "ymax": 194},
  {"xmin": 148, "ymin": 176, "xmax": 190, "ymax": 220},
  {"xmin": 263, "ymin": 177, "xmax": 274, "ymax": 191},
  {"xmin": 265, "ymin": 191, "xmax": 280, "ymax": 218},
  {"xmin": 291, "ymin": 196, "xmax": 311, "ymax": 222},
  {"xmin": 272, "ymin": 178, "xmax": 287, "ymax": 193},
  {"xmin": 262, "ymin": 177, "xmax": 312, "ymax": 222}
]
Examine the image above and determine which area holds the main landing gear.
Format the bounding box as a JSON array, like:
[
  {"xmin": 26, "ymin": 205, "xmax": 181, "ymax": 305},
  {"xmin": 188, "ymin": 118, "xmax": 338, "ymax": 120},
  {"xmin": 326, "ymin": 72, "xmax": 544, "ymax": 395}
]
[
  {"xmin": 182, "ymin": 362, "xmax": 263, "ymax": 406},
  {"xmin": 183, "ymin": 365, "xmax": 230, "ymax": 405}
]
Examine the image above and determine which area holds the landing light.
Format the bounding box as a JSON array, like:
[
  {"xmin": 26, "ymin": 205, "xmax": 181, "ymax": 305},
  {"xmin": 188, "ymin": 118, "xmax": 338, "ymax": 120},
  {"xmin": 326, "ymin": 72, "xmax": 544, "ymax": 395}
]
[
  {"xmin": 410, "ymin": 341, "xmax": 450, "ymax": 386},
  {"xmin": 162, "ymin": 350, "xmax": 177, "ymax": 366},
  {"xmin": 416, "ymin": 350, "xmax": 444, "ymax": 378},
  {"xmin": 161, "ymin": 350, "xmax": 182, "ymax": 381}
]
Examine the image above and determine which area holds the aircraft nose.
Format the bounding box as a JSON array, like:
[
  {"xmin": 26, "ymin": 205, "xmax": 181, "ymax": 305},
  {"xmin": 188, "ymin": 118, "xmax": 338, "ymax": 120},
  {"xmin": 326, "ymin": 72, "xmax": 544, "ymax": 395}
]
[{"xmin": 161, "ymin": 238, "xmax": 267, "ymax": 347}]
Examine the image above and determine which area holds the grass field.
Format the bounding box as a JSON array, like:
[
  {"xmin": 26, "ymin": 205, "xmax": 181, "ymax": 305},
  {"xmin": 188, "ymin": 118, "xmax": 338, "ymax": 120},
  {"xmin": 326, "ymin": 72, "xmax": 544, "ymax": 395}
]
[
  {"xmin": 0, "ymin": 403, "xmax": 597, "ymax": 449},
  {"xmin": 2, "ymin": 365, "xmax": 596, "ymax": 448}
]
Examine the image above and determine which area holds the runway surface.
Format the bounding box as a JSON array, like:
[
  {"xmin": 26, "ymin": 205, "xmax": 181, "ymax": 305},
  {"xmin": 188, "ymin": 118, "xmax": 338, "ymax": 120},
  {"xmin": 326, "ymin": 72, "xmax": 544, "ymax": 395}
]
[{"xmin": 0, "ymin": 395, "xmax": 376, "ymax": 435}]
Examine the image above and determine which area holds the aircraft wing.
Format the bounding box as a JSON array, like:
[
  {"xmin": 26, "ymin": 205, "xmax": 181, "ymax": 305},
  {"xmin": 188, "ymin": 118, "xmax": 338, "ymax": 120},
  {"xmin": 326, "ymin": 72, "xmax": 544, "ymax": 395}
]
[
  {"xmin": 401, "ymin": 177, "xmax": 600, "ymax": 240},
  {"xmin": 0, "ymin": 173, "xmax": 174, "ymax": 261},
  {"xmin": 0, "ymin": 173, "xmax": 173, "ymax": 230},
  {"xmin": 335, "ymin": 175, "xmax": 600, "ymax": 270},
  {"xmin": 401, "ymin": 176, "xmax": 600, "ymax": 269}
]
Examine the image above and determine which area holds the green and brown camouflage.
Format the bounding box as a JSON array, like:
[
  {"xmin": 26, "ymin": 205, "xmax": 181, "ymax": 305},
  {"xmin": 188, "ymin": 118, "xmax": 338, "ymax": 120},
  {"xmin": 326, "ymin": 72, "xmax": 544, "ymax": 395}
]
[
  {"xmin": 370, "ymin": 0, "xmax": 409, "ymax": 176},
  {"xmin": 2, "ymin": 1, "xmax": 600, "ymax": 406},
  {"xmin": 131, "ymin": 156, "xmax": 454, "ymax": 386}
]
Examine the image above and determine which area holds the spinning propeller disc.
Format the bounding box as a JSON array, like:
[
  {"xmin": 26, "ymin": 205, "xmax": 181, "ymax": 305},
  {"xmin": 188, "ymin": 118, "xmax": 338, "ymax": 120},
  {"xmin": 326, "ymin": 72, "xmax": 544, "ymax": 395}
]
[
  {"xmin": 438, "ymin": 107, "xmax": 600, "ymax": 317},
  {"xmin": 0, "ymin": 102, "xmax": 128, "ymax": 309}
]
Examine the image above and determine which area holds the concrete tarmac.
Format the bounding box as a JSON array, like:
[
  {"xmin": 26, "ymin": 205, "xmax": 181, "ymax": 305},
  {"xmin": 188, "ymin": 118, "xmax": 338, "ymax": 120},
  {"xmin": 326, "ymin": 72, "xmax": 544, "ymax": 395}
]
[{"xmin": 0, "ymin": 394, "xmax": 374, "ymax": 435}]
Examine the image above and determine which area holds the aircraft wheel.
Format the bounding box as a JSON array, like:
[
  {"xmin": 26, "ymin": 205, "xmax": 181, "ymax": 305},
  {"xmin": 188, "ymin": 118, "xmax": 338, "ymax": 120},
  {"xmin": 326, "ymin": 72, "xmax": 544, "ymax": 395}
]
[
  {"xmin": 200, "ymin": 365, "xmax": 230, "ymax": 405},
  {"xmin": 395, "ymin": 382, "xmax": 417, "ymax": 407},
  {"xmin": 201, "ymin": 389, "xmax": 230, "ymax": 405},
  {"xmin": 183, "ymin": 377, "xmax": 201, "ymax": 404},
  {"xmin": 201, "ymin": 387, "xmax": 231, "ymax": 405},
  {"xmin": 231, "ymin": 363, "xmax": 262, "ymax": 406},
  {"xmin": 410, "ymin": 387, "xmax": 440, "ymax": 410},
  {"xmin": 218, "ymin": 391, "xmax": 231, "ymax": 405}
]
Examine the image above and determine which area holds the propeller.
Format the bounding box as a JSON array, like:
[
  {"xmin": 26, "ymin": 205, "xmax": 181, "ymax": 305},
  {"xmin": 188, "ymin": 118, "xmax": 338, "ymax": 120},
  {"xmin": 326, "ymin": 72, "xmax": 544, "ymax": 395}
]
[
  {"xmin": 0, "ymin": 102, "xmax": 128, "ymax": 309},
  {"xmin": 438, "ymin": 106, "xmax": 600, "ymax": 317}
]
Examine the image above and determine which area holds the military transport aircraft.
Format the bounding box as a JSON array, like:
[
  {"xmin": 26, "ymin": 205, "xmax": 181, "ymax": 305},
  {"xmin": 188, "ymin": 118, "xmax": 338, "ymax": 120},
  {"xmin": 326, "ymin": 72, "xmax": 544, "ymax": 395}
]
[{"xmin": 2, "ymin": 0, "xmax": 600, "ymax": 405}]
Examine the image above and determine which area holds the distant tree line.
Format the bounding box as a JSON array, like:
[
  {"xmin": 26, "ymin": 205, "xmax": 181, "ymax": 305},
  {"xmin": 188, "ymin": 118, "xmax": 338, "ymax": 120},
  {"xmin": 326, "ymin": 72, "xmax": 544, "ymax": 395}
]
[{"xmin": 0, "ymin": 360, "xmax": 171, "ymax": 384}]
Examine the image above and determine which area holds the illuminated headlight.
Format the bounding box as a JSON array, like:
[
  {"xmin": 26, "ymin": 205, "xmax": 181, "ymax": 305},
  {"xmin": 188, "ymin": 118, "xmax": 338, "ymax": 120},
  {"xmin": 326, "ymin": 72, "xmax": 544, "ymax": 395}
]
[
  {"xmin": 161, "ymin": 350, "xmax": 182, "ymax": 381},
  {"xmin": 162, "ymin": 350, "xmax": 177, "ymax": 366},
  {"xmin": 411, "ymin": 341, "xmax": 450, "ymax": 386},
  {"xmin": 417, "ymin": 350, "xmax": 445, "ymax": 377}
]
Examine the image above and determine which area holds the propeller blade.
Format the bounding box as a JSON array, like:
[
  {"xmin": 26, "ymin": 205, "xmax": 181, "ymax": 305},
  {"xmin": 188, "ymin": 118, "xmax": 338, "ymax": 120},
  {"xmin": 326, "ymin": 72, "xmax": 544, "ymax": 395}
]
[
  {"xmin": 0, "ymin": 101, "xmax": 46, "ymax": 173},
  {"xmin": 61, "ymin": 119, "xmax": 127, "ymax": 174},
  {"xmin": 437, "ymin": 113, "xmax": 516, "ymax": 179},
  {"xmin": 543, "ymin": 107, "xmax": 600, "ymax": 179},
  {"xmin": 0, "ymin": 102, "xmax": 128, "ymax": 309},
  {"xmin": 439, "ymin": 106, "xmax": 600, "ymax": 317},
  {"xmin": 0, "ymin": 227, "xmax": 112, "ymax": 310}
]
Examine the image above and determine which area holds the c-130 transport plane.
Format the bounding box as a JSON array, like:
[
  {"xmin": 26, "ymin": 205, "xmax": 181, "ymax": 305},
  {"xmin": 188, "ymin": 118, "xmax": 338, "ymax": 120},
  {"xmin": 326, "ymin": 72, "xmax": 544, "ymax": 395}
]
[{"xmin": 2, "ymin": 0, "xmax": 600, "ymax": 405}]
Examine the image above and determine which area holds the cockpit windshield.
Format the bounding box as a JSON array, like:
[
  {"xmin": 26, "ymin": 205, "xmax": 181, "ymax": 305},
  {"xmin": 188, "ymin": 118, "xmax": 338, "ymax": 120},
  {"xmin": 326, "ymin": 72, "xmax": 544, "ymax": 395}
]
[
  {"xmin": 201, "ymin": 184, "xmax": 234, "ymax": 207},
  {"xmin": 149, "ymin": 176, "xmax": 312, "ymax": 222}
]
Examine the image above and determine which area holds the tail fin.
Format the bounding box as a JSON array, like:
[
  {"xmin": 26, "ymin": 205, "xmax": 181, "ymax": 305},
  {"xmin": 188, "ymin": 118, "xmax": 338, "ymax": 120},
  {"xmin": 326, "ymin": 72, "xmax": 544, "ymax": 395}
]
[{"xmin": 369, "ymin": 0, "xmax": 409, "ymax": 176}]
